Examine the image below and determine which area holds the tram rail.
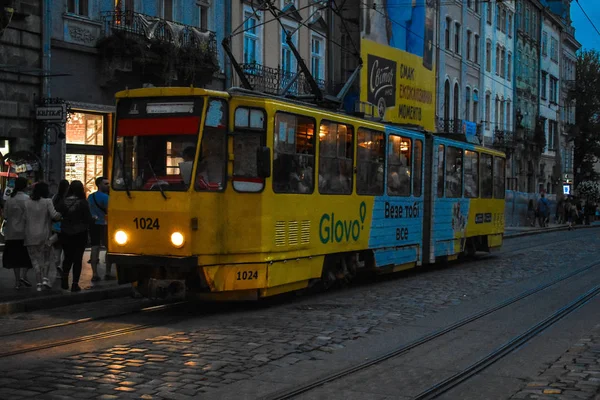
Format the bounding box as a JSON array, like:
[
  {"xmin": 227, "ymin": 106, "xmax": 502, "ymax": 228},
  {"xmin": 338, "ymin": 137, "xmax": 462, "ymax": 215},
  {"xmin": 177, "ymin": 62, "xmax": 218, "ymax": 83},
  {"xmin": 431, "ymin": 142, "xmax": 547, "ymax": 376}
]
[{"xmin": 264, "ymin": 259, "xmax": 600, "ymax": 400}]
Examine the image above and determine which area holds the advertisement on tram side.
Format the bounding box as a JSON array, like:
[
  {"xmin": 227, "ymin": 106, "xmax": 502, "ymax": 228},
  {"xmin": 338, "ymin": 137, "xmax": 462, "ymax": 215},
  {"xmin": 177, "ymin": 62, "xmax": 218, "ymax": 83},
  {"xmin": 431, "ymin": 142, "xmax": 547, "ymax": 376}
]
[{"xmin": 360, "ymin": 0, "xmax": 436, "ymax": 132}]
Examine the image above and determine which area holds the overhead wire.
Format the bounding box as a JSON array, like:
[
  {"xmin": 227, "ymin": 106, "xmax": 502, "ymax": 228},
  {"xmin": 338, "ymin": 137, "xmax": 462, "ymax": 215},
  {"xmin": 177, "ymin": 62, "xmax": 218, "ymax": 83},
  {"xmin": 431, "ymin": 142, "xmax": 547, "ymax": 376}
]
[{"xmin": 574, "ymin": 0, "xmax": 600, "ymax": 37}]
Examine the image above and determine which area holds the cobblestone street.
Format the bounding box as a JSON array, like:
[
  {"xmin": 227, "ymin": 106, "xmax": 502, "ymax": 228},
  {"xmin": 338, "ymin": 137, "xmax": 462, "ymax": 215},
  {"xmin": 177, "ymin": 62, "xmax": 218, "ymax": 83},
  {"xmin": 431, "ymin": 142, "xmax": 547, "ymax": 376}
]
[{"xmin": 0, "ymin": 230, "xmax": 600, "ymax": 399}]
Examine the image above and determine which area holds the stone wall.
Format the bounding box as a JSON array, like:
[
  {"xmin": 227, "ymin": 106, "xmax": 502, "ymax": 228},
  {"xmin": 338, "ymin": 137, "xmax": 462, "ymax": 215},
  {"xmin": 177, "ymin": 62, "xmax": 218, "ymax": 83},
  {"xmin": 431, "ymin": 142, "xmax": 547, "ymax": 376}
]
[{"xmin": 0, "ymin": 0, "xmax": 42, "ymax": 153}]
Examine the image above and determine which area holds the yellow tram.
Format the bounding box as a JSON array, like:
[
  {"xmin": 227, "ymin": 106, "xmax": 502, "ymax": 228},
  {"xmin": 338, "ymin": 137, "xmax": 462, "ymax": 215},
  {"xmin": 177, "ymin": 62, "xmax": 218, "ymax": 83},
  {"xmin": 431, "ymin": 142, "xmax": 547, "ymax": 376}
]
[{"xmin": 107, "ymin": 87, "xmax": 505, "ymax": 300}]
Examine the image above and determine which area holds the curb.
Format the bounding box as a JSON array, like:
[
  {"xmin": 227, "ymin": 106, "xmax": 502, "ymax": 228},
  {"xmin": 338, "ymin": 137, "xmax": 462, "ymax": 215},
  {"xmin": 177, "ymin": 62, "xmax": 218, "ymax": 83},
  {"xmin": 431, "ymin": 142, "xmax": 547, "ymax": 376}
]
[
  {"xmin": 0, "ymin": 285, "xmax": 132, "ymax": 316},
  {"xmin": 504, "ymin": 223, "xmax": 600, "ymax": 239}
]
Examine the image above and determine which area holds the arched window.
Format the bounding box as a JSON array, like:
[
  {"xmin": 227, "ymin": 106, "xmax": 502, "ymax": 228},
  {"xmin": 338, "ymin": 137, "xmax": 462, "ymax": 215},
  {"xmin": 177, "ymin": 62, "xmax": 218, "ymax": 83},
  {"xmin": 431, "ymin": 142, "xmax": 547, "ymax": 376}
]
[
  {"xmin": 444, "ymin": 80, "xmax": 450, "ymax": 121},
  {"xmin": 473, "ymin": 90, "xmax": 479, "ymax": 122},
  {"xmin": 453, "ymin": 83, "xmax": 460, "ymax": 123},
  {"xmin": 465, "ymin": 87, "xmax": 471, "ymax": 121}
]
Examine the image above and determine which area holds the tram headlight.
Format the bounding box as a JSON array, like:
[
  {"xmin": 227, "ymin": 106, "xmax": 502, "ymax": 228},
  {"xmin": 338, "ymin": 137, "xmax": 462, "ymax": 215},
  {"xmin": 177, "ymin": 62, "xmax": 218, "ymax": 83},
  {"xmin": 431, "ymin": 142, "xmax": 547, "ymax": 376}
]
[
  {"xmin": 170, "ymin": 232, "xmax": 185, "ymax": 248},
  {"xmin": 114, "ymin": 230, "xmax": 129, "ymax": 246}
]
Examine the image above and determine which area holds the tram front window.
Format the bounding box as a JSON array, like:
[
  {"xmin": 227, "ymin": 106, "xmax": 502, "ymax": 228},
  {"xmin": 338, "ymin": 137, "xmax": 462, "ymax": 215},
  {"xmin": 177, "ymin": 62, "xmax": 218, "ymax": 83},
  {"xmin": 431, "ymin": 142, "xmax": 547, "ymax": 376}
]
[{"xmin": 112, "ymin": 97, "xmax": 204, "ymax": 192}]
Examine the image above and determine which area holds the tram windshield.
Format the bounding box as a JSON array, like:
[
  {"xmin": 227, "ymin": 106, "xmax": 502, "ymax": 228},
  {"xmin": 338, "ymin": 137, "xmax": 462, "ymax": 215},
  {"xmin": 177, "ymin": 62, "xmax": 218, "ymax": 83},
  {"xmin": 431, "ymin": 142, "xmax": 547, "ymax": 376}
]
[{"xmin": 112, "ymin": 97, "xmax": 204, "ymax": 192}]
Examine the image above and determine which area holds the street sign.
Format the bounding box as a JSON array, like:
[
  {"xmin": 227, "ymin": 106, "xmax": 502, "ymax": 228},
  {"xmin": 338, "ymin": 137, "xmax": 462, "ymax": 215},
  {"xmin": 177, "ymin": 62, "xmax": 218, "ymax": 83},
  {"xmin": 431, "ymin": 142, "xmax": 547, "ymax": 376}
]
[
  {"xmin": 35, "ymin": 104, "xmax": 66, "ymax": 121},
  {"xmin": 563, "ymin": 184, "xmax": 571, "ymax": 195}
]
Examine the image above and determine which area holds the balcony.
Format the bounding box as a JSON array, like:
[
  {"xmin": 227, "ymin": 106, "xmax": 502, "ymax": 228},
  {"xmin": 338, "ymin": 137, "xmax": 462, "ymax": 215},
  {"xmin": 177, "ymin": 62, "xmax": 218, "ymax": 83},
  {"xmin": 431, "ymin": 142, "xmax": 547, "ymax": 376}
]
[
  {"xmin": 437, "ymin": 118, "xmax": 463, "ymax": 134},
  {"xmin": 97, "ymin": 10, "xmax": 218, "ymax": 86},
  {"xmin": 493, "ymin": 129, "xmax": 517, "ymax": 150},
  {"xmin": 233, "ymin": 62, "xmax": 329, "ymax": 97}
]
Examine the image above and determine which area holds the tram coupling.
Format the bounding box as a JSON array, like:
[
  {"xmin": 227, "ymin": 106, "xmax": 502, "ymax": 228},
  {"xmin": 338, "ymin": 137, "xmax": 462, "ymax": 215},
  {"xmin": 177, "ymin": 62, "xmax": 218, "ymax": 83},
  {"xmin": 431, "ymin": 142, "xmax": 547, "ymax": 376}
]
[{"xmin": 145, "ymin": 279, "xmax": 186, "ymax": 300}]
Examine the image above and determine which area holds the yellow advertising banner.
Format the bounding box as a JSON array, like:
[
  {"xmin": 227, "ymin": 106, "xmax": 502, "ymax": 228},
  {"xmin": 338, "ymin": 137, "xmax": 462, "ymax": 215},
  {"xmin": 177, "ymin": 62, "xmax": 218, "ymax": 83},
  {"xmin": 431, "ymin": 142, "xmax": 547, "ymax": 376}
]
[{"xmin": 360, "ymin": 39, "xmax": 436, "ymax": 132}]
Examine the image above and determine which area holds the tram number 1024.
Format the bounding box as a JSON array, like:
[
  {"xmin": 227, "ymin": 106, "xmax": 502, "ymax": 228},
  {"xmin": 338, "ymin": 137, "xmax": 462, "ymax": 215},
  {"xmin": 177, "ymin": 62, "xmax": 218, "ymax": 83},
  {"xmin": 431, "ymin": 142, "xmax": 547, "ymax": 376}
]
[
  {"xmin": 133, "ymin": 217, "xmax": 160, "ymax": 230},
  {"xmin": 236, "ymin": 271, "xmax": 259, "ymax": 281}
]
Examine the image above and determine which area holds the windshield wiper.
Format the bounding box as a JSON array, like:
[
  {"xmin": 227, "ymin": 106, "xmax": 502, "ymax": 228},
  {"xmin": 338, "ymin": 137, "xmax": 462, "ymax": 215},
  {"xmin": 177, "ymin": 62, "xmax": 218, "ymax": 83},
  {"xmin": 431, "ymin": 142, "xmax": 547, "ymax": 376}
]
[
  {"xmin": 115, "ymin": 146, "xmax": 132, "ymax": 199},
  {"xmin": 147, "ymin": 161, "xmax": 168, "ymax": 200}
]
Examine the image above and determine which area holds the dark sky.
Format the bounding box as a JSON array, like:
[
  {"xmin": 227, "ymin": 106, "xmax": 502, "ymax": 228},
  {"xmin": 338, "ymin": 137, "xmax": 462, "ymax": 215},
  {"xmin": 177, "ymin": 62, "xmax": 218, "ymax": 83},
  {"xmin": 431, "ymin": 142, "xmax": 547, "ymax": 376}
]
[{"xmin": 571, "ymin": 0, "xmax": 600, "ymax": 51}]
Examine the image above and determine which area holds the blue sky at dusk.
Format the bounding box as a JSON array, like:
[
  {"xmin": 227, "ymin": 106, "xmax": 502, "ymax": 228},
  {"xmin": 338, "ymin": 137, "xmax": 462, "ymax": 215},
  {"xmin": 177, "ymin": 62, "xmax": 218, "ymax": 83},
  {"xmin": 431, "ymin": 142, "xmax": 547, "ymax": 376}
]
[{"xmin": 571, "ymin": 0, "xmax": 600, "ymax": 50}]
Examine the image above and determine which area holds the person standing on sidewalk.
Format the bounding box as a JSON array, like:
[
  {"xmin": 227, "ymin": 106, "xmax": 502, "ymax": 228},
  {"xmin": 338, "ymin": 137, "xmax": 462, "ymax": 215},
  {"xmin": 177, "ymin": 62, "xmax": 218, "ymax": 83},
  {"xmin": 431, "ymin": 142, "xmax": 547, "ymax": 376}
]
[
  {"xmin": 537, "ymin": 193, "xmax": 550, "ymax": 228},
  {"xmin": 56, "ymin": 180, "xmax": 94, "ymax": 292},
  {"xmin": 88, "ymin": 176, "xmax": 113, "ymax": 282},
  {"xmin": 24, "ymin": 182, "xmax": 61, "ymax": 291},
  {"xmin": 3, "ymin": 178, "xmax": 33, "ymax": 289},
  {"xmin": 51, "ymin": 179, "xmax": 69, "ymax": 275}
]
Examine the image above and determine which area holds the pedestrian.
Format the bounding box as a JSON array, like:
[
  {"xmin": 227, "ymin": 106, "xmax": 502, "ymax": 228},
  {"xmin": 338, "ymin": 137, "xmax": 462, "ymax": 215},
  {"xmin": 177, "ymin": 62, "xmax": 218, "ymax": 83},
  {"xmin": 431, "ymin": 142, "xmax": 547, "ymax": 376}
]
[
  {"xmin": 56, "ymin": 180, "xmax": 94, "ymax": 292},
  {"xmin": 527, "ymin": 199, "xmax": 536, "ymax": 227},
  {"xmin": 88, "ymin": 176, "xmax": 114, "ymax": 282},
  {"xmin": 51, "ymin": 179, "xmax": 69, "ymax": 275},
  {"xmin": 24, "ymin": 182, "xmax": 61, "ymax": 291},
  {"xmin": 537, "ymin": 193, "xmax": 550, "ymax": 228},
  {"xmin": 2, "ymin": 177, "xmax": 33, "ymax": 289},
  {"xmin": 567, "ymin": 200, "xmax": 577, "ymax": 230}
]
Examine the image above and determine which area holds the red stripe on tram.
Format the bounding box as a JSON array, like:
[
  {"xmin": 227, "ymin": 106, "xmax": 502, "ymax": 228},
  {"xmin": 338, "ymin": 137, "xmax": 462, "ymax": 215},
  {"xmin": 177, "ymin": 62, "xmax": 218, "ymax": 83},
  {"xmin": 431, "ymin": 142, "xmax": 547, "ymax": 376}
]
[{"xmin": 117, "ymin": 116, "xmax": 200, "ymax": 136}]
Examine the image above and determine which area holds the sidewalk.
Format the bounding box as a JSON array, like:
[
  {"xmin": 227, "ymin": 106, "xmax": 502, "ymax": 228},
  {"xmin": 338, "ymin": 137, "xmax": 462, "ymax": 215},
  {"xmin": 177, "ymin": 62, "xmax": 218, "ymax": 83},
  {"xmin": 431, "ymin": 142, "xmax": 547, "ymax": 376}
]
[
  {"xmin": 504, "ymin": 221, "xmax": 600, "ymax": 238},
  {"xmin": 0, "ymin": 249, "xmax": 131, "ymax": 315}
]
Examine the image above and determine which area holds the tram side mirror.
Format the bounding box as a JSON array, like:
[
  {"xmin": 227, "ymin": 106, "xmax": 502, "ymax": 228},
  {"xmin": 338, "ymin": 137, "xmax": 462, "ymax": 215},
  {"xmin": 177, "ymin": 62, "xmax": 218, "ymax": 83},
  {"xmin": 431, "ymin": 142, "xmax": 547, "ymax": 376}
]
[{"xmin": 257, "ymin": 146, "xmax": 271, "ymax": 178}]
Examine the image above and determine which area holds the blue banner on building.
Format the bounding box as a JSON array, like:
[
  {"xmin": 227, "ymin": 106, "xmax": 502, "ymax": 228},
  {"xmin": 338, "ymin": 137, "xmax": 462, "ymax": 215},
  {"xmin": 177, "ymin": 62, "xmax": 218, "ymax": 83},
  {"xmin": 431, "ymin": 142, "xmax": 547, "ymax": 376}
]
[{"xmin": 462, "ymin": 121, "xmax": 479, "ymax": 144}]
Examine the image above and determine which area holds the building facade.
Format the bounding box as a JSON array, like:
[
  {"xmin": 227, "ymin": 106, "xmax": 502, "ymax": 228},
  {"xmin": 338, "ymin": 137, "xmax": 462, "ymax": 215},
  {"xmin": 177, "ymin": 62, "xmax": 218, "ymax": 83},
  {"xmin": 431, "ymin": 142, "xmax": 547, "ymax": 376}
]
[
  {"xmin": 43, "ymin": 0, "xmax": 224, "ymax": 193},
  {"xmin": 484, "ymin": 0, "xmax": 515, "ymax": 156},
  {"xmin": 437, "ymin": 0, "xmax": 483, "ymax": 138},
  {"xmin": 0, "ymin": 0, "xmax": 42, "ymax": 170},
  {"xmin": 538, "ymin": 8, "xmax": 562, "ymax": 194},
  {"xmin": 229, "ymin": 0, "xmax": 332, "ymax": 97}
]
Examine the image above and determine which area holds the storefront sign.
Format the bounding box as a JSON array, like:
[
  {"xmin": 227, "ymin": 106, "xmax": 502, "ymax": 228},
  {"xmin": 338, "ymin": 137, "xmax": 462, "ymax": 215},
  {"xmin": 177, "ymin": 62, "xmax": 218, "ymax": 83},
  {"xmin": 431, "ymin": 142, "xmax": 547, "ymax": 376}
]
[
  {"xmin": 36, "ymin": 104, "xmax": 66, "ymax": 121},
  {"xmin": 360, "ymin": 0, "xmax": 436, "ymax": 131}
]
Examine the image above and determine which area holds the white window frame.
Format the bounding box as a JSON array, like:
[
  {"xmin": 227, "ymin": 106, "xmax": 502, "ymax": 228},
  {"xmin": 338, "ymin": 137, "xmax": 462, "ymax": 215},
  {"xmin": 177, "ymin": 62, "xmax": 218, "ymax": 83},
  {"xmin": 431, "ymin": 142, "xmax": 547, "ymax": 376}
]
[
  {"xmin": 243, "ymin": 5, "xmax": 263, "ymax": 65},
  {"xmin": 311, "ymin": 33, "xmax": 326, "ymax": 81},
  {"xmin": 158, "ymin": 0, "xmax": 176, "ymax": 21},
  {"xmin": 281, "ymin": 23, "xmax": 298, "ymax": 74},
  {"xmin": 197, "ymin": 3, "xmax": 212, "ymax": 31},
  {"xmin": 67, "ymin": 0, "xmax": 90, "ymax": 17}
]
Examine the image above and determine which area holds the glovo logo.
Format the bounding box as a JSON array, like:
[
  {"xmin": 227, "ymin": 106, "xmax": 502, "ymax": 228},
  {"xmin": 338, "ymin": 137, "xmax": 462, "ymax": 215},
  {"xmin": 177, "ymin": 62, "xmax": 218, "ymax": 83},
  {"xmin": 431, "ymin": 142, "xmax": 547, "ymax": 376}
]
[{"xmin": 319, "ymin": 202, "xmax": 367, "ymax": 244}]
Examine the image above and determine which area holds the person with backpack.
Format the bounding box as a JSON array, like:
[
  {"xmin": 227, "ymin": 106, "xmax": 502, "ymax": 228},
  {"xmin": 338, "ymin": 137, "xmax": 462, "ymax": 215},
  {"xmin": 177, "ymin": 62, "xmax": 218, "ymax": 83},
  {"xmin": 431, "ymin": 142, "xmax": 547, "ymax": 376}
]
[
  {"xmin": 537, "ymin": 192, "xmax": 550, "ymax": 228},
  {"xmin": 56, "ymin": 180, "xmax": 94, "ymax": 292},
  {"xmin": 88, "ymin": 176, "xmax": 113, "ymax": 283}
]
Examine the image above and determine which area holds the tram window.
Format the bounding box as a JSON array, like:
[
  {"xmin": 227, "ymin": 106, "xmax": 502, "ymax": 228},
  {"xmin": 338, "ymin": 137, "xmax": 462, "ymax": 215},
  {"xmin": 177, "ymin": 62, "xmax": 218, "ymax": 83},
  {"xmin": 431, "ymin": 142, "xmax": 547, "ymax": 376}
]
[
  {"xmin": 356, "ymin": 128, "xmax": 384, "ymax": 195},
  {"xmin": 464, "ymin": 150, "xmax": 479, "ymax": 198},
  {"xmin": 319, "ymin": 121, "xmax": 354, "ymax": 195},
  {"xmin": 387, "ymin": 135, "xmax": 411, "ymax": 196},
  {"xmin": 413, "ymin": 139, "xmax": 423, "ymax": 197},
  {"xmin": 273, "ymin": 112, "xmax": 315, "ymax": 194},
  {"xmin": 481, "ymin": 153, "xmax": 493, "ymax": 198},
  {"xmin": 494, "ymin": 156, "xmax": 506, "ymax": 199},
  {"xmin": 195, "ymin": 98, "xmax": 227, "ymax": 191},
  {"xmin": 445, "ymin": 146, "xmax": 463, "ymax": 198},
  {"xmin": 234, "ymin": 107, "xmax": 265, "ymax": 130},
  {"xmin": 233, "ymin": 107, "xmax": 266, "ymax": 192},
  {"xmin": 437, "ymin": 145, "xmax": 445, "ymax": 197}
]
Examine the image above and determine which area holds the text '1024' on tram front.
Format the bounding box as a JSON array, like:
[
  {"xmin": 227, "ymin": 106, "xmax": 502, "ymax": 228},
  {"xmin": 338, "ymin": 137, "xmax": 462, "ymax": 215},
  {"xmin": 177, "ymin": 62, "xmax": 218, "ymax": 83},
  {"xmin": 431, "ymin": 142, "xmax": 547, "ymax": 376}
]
[{"xmin": 106, "ymin": 87, "xmax": 506, "ymax": 301}]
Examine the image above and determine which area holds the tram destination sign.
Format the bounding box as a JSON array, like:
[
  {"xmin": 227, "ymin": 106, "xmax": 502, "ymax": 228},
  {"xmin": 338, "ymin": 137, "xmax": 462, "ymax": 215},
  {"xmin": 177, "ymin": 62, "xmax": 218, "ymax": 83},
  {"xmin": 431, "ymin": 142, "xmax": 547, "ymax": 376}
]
[{"xmin": 35, "ymin": 104, "xmax": 66, "ymax": 121}]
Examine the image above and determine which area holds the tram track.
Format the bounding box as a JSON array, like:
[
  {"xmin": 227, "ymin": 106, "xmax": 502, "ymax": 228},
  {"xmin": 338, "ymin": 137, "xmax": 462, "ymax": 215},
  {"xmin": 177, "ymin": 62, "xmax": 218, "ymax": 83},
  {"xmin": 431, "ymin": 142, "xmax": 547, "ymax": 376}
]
[
  {"xmin": 0, "ymin": 301, "xmax": 190, "ymax": 359},
  {"xmin": 1, "ymin": 229, "xmax": 596, "ymax": 361},
  {"xmin": 264, "ymin": 259, "xmax": 600, "ymax": 400},
  {"xmin": 413, "ymin": 284, "xmax": 600, "ymax": 400}
]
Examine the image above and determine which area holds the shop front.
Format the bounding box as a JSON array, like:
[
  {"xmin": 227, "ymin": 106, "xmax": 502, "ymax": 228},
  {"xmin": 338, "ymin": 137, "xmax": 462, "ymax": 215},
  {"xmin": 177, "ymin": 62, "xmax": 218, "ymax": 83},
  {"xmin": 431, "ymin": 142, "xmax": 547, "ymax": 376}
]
[{"xmin": 64, "ymin": 107, "xmax": 112, "ymax": 195}]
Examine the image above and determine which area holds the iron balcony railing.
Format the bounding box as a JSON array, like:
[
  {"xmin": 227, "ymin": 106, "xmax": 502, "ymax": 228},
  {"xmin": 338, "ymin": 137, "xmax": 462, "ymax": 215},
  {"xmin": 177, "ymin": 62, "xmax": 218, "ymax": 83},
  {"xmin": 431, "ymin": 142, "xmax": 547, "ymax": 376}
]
[
  {"xmin": 101, "ymin": 10, "xmax": 217, "ymax": 54},
  {"xmin": 438, "ymin": 118, "xmax": 463, "ymax": 134},
  {"xmin": 493, "ymin": 129, "xmax": 516, "ymax": 148},
  {"xmin": 234, "ymin": 62, "xmax": 328, "ymax": 96}
]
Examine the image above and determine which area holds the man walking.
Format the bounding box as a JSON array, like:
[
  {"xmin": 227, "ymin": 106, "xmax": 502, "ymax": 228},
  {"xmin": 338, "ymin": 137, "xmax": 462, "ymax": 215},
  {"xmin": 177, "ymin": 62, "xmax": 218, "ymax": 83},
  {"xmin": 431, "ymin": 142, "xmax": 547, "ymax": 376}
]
[
  {"xmin": 537, "ymin": 192, "xmax": 550, "ymax": 228},
  {"xmin": 88, "ymin": 176, "xmax": 113, "ymax": 282}
]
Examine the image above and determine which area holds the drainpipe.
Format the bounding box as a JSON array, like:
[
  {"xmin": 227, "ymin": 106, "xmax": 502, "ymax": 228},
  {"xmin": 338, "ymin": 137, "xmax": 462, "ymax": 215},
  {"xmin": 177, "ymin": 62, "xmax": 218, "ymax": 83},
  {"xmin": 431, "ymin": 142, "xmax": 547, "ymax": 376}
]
[
  {"xmin": 224, "ymin": 0, "xmax": 232, "ymax": 89},
  {"xmin": 41, "ymin": 0, "xmax": 52, "ymax": 182}
]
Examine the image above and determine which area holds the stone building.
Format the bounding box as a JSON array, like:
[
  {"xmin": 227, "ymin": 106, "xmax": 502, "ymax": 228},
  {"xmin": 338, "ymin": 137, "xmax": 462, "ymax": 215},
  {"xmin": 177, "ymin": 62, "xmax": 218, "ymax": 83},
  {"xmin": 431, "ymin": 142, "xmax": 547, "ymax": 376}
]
[
  {"xmin": 0, "ymin": 0, "xmax": 42, "ymax": 162},
  {"xmin": 437, "ymin": 0, "xmax": 483, "ymax": 138},
  {"xmin": 538, "ymin": 7, "xmax": 563, "ymax": 195}
]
